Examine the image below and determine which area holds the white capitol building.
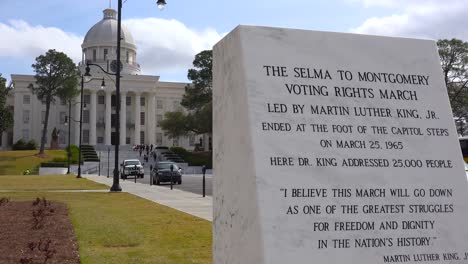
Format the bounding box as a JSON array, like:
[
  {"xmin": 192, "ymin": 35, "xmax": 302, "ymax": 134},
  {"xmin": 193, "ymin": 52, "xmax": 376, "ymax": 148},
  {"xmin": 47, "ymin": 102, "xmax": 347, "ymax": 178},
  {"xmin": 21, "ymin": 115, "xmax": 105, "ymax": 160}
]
[{"xmin": 4, "ymin": 8, "xmax": 206, "ymax": 150}]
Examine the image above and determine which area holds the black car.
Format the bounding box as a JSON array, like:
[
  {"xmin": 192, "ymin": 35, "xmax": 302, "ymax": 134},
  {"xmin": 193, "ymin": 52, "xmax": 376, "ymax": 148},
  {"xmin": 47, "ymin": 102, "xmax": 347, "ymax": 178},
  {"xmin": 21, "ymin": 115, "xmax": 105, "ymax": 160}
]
[{"xmin": 151, "ymin": 162, "xmax": 182, "ymax": 185}]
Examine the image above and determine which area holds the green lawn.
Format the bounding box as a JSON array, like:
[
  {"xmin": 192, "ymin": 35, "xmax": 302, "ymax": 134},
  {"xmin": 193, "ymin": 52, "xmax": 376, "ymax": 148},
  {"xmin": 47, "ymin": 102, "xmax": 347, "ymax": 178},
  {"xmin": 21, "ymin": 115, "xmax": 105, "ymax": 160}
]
[
  {"xmin": 0, "ymin": 150, "xmax": 67, "ymax": 175},
  {"xmin": 4, "ymin": 192, "xmax": 212, "ymax": 264},
  {"xmin": 0, "ymin": 175, "xmax": 108, "ymax": 190},
  {"xmin": 0, "ymin": 171, "xmax": 212, "ymax": 263}
]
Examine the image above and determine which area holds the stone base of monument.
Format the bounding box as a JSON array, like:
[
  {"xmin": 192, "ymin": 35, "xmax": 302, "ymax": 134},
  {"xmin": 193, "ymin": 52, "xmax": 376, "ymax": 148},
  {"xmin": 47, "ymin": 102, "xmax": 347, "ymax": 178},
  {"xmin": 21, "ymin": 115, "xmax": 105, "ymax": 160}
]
[{"xmin": 213, "ymin": 25, "xmax": 468, "ymax": 264}]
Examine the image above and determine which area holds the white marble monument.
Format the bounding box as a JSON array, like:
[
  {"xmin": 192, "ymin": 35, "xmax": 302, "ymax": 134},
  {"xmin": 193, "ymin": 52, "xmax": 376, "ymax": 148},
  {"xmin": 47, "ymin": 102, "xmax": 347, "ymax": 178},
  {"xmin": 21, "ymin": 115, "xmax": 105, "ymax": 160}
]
[{"xmin": 213, "ymin": 25, "xmax": 468, "ymax": 264}]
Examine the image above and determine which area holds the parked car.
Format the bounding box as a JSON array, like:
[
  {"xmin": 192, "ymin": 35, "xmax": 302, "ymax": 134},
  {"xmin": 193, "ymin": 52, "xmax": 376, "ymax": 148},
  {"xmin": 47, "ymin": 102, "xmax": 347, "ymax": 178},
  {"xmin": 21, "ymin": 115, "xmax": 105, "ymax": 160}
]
[
  {"xmin": 151, "ymin": 162, "xmax": 182, "ymax": 185},
  {"xmin": 120, "ymin": 159, "xmax": 144, "ymax": 179}
]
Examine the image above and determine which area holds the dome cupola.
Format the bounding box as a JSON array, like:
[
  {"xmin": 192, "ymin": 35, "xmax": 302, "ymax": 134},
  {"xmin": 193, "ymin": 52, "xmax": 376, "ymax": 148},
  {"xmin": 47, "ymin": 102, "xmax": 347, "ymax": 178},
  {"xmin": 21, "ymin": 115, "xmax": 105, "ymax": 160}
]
[{"xmin": 80, "ymin": 8, "xmax": 140, "ymax": 75}]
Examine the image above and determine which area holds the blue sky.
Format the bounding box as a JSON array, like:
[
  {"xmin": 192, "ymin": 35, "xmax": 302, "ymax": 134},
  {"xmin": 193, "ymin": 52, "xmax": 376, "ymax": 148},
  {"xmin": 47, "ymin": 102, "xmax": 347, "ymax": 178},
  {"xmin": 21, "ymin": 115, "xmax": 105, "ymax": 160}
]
[{"xmin": 1, "ymin": 0, "xmax": 467, "ymax": 83}]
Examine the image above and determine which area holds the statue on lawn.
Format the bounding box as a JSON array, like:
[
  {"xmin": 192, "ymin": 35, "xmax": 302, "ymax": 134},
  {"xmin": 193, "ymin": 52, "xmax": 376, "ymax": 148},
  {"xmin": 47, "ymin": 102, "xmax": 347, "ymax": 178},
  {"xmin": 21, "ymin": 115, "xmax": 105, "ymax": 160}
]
[{"xmin": 51, "ymin": 127, "xmax": 59, "ymax": 149}]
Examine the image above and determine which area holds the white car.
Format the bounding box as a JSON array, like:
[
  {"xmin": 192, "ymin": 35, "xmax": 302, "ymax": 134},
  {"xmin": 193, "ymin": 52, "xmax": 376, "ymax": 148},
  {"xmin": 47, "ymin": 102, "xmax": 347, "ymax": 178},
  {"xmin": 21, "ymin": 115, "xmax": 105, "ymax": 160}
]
[{"xmin": 121, "ymin": 159, "xmax": 144, "ymax": 179}]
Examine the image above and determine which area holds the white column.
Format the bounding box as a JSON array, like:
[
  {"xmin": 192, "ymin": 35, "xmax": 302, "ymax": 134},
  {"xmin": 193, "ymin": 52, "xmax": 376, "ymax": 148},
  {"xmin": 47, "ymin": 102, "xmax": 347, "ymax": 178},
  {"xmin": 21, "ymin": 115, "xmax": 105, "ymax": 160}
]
[
  {"xmin": 2, "ymin": 132, "xmax": 8, "ymax": 148},
  {"xmin": 148, "ymin": 93, "xmax": 156, "ymax": 144},
  {"xmin": 120, "ymin": 91, "xmax": 127, "ymax": 145},
  {"xmin": 134, "ymin": 93, "xmax": 141, "ymax": 145},
  {"xmin": 74, "ymin": 97, "xmax": 81, "ymax": 145},
  {"xmin": 105, "ymin": 91, "xmax": 112, "ymax": 145},
  {"xmin": 90, "ymin": 90, "xmax": 97, "ymax": 145}
]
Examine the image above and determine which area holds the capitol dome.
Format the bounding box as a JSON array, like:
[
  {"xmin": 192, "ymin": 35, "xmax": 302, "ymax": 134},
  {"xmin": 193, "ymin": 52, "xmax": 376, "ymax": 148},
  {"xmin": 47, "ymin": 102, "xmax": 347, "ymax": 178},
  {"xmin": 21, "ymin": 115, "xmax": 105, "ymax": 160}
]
[
  {"xmin": 83, "ymin": 9, "xmax": 136, "ymax": 49},
  {"xmin": 80, "ymin": 8, "xmax": 140, "ymax": 75}
]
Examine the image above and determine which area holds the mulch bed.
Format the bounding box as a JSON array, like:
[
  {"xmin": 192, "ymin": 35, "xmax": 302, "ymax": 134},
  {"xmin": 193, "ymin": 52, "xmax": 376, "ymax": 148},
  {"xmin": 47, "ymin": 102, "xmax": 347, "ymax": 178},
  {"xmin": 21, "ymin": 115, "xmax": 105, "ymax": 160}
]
[{"xmin": 0, "ymin": 198, "xmax": 80, "ymax": 264}]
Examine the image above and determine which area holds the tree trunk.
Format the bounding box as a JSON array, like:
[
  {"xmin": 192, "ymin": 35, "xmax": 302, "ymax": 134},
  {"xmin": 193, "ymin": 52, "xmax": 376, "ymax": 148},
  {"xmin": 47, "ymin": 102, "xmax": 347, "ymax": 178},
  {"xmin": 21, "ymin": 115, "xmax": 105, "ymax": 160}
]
[{"xmin": 38, "ymin": 97, "xmax": 51, "ymax": 155}]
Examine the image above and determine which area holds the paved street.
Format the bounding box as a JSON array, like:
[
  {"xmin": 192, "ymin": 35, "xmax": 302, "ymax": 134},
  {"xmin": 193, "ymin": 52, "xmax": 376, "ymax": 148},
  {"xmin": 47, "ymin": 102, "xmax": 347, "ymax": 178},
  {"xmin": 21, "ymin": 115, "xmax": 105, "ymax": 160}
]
[{"xmin": 88, "ymin": 148, "xmax": 213, "ymax": 196}]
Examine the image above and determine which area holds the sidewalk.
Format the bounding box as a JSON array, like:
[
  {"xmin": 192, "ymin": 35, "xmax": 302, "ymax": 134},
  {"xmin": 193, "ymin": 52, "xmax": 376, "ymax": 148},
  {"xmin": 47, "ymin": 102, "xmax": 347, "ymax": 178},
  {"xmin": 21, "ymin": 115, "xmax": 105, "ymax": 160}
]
[{"xmin": 83, "ymin": 174, "xmax": 213, "ymax": 221}]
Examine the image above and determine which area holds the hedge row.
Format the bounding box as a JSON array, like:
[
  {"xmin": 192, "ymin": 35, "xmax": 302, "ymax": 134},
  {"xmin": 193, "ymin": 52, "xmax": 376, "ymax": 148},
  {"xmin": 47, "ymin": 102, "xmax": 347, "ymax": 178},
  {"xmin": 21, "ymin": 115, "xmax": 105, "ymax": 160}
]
[
  {"xmin": 12, "ymin": 139, "xmax": 37, "ymax": 150},
  {"xmin": 40, "ymin": 162, "xmax": 67, "ymax": 168},
  {"xmin": 169, "ymin": 147, "xmax": 212, "ymax": 169}
]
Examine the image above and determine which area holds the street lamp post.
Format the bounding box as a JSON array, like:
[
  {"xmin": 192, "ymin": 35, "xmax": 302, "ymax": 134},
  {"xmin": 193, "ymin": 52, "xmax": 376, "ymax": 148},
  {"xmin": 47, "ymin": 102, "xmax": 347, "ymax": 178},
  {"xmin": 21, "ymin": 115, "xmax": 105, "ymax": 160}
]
[
  {"xmin": 67, "ymin": 100, "xmax": 72, "ymax": 174},
  {"xmin": 86, "ymin": 0, "xmax": 167, "ymax": 191},
  {"xmin": 77, "ymin": 74, "xmax": 85, "ymax": 178},
  {"xmin": 64, "ymin": 102, "xmax": 81, "ymax": 174},
  {"xmin": 110, "ymin": 0, "xmax": 123, "ymax": 191}
]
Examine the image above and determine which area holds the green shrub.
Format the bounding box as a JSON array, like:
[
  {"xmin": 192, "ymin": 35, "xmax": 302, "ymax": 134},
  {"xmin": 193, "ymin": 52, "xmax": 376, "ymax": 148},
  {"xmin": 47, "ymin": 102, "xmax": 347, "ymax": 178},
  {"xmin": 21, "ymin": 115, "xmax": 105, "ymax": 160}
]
[
  {"xmin": 170, "ymin": 147, "xmax": 189, "ymax": 157},
  {"xmin": 185, "ymin": 152, "xmax": 212, "ymax": 168},
  {"xmin": 66, "ymin": 145, "xmax": 79, "ymax": 153},
  {"xmin": 13, "ymin": 139, "xmax": 37, "ymax": 150},
  {"xmin": 64, "ymin": 145, "xmax": 80, "ymax": 164},
  {"xmin": 12, "ymin": 139, "xmax": 26, "ymax": 150},
  {"xmin": 26, "ymin": 140, "xmax": 37, "ymax": 150},
  {"xmin": 30, "ymin": 166, "xmax": 39, "ymax": 175}
]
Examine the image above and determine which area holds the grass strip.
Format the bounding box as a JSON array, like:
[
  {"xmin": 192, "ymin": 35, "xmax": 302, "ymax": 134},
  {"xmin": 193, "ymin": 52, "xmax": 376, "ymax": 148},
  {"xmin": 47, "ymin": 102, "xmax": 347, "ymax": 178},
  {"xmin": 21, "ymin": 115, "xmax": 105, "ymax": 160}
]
[{"xmin": 0, "ymin": 175, "xmax": 108, "ymax": 190}]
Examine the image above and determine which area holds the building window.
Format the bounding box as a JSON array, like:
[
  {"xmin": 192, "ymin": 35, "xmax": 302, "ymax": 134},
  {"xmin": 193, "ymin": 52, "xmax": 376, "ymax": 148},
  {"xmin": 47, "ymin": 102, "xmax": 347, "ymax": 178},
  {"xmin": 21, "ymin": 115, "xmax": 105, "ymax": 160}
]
[
  {"xmin": 83, "ymin": 130, "xmax": 89, "ymax": 144},
  {"xmin": 140, "ymin": 131, "xmax": 145, "ymax": 144},
  {"xmin": 98, "ymin": 95, "xmax": 105, "ymax": 104},
  {"xmin": 23, "ymin": 110, "xmax": 30, "ymax": 124},
  {"xmin": 84, "ymin": 94, "xmax": 91, "ymax": 104},
  {"xmin": 104, "ymin": 48, "xmax": 108, "ymax": 60},
  {"xmin": 126, "ymin": 50, "xmax": 129, "ymax": 63},
  {"xmin": 156, "ymin": 133, "xmax": 162, "ymax": 145},
  {"xmin": 22, "ymin": 129, "xmax": 29, "ymax": 140},
  {"xmin": 157, "ymin": 100, "xmax": 163, "ymax": 109},
  {"xmin": 126, "ymin": 96, "xmax": 131, "ymax": 106},
  {"xmin": 83, "ymin": 110, "xmax": 90, "ymax": 124},
  {"xmin": 126, "ymin": 137, "xmax": 130, "ymax": 144},
  {"xmin": 60, "ymin": 98, "xmax": 66, "ymax": 105},
  {"xmin": 140, "ymin": 97, "xmax": 145, "ymax": 106},
  {"xmin": 60, "ymin": 112, "xmax": 66, "ymax": 124},
  {"xmin": 93, "ymin": 49, "xmax": 97, "ymax": 61},
  {"xmin": 23, "ymin": 95, "xmax": 30, "ymax": 104},
  {"xmin": 156, "ymin": 115, "xmax": 162, "ymax": 127},
  {"xmin": 189, "ymin": 134, "xmax": 195, "ymax": 146},
  {"xmin": 172, "ymin": 137, "xmax": 179, "ymax": 147},
  {"xmin": 59, "ymin": 130, "xmax": 66, "ymax": 144},
  {"xmin": 41, "ymin": 111, "xmax": 46, "ymax": 124},
  {"xmin": 97, "ymin": 137, "xmax": 104, "ymax": 144},
  {"xmin": 41, "ymin": 98, "xmax": 46, "ymax": 105},
  {"xmin": 140, "ymin": 112, "xmax": 145, "ymax": 125}
]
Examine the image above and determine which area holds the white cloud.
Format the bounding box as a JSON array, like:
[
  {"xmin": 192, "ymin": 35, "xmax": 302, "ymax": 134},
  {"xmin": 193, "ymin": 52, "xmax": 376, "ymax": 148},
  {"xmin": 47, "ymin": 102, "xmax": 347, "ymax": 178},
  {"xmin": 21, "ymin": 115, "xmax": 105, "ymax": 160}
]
[
  {"xmin": 351, "ymin": 0, "xmax": 468, "ymax": 41},
  {"xmin": 124, "ymin": 18, "xmax": 224, "ymax": 75},
  {"xmin": 0, "ymin": 20, "xmax": 82, "ymax": 61},
  {"xmin": 0, "ymin": 18, "xmax": 224, "ymax": 79}
]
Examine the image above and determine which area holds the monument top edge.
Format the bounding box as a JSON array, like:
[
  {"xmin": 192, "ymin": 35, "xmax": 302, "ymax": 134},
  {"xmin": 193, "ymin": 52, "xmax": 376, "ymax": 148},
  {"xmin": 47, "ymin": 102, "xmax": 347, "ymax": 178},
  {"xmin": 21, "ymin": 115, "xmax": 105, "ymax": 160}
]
[{"xmin": 214, "ymin": 24, "xmax": 437, "ymax": 49}]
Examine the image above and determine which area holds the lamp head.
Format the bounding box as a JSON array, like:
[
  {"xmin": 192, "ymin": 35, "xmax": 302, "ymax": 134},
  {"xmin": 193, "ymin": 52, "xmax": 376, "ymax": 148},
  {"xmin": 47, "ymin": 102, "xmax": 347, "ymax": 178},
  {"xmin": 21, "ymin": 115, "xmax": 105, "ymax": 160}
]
[
  {"xmin": 100, "ymin": 78, "xmax": 106, "ymax": 90},
  {"xmin": 84, "ymin": 65, "xmax": 91, "ymax": 77},
  {"xmin": 157, "ymin": 0, "xmax": 166, "ymax": 10}
]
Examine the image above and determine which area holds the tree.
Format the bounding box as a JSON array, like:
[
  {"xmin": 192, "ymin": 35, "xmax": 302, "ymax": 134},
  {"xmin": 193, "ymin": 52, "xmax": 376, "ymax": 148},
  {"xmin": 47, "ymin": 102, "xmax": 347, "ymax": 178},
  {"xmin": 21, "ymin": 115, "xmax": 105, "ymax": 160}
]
[
  {"xmin": 182, "ymin": 50, "xmax": 212, "ymax": 111},
  {"xmin": 437, "ymin": 39, "xmax": 468, "ymax": 135},
  {"xmin": 30, "ymin": 49, "xmax": 79, "ymax": 155},
  {"xmin": 0, "ymin": 74, "xmax": 13, "ymax": 138},
  {"xmin": 160, "ymin": 50, "xmax": 212, "ymax": 138}
]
